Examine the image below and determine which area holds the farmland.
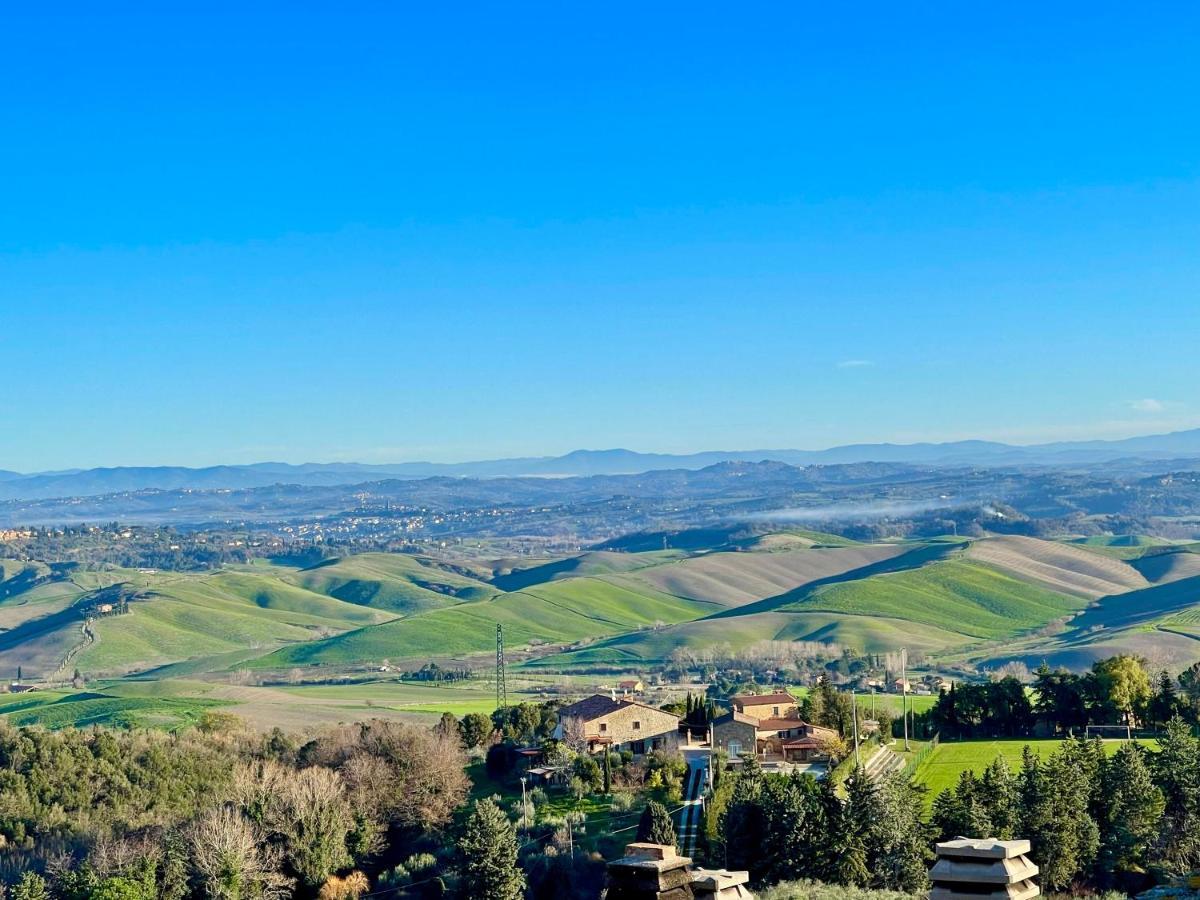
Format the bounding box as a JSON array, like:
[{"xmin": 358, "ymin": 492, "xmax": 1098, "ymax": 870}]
[{"xmin": 4, "ymin": 528, "xmax": 1200, "ymax": 733}]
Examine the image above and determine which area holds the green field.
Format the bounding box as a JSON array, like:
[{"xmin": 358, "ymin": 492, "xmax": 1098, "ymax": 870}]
[
  {"xmin": 912, "ymin": 738, "xmax": 1161, "ymax": 805},
  {"xmin": 8, "ymin": 531, "xmax": 1200, "ymax": 701},
  {"xmin": 0, "ymin": 688, "xmax": 228, "ymax": 730},
  {"xmin": 285, "ymin": 552, "xmax": 500, "ymax": 614},
  {"xmin": 782, "ymin": 559, "xmax": 1087, "ymax": 641},
  {"xmin": 251, "ymin": 575, "xmax": 719, "ymax": 668}
]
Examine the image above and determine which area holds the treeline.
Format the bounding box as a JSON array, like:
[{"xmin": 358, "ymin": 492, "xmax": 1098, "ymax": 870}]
[
  {"xmin": 931, "ymin": 721, "xmax": 1199, "ymax": 892},
  {"xmin": 917, "ymin": 656, "xmax": 1200, "ymax": 740},
  {"xmin": 705, "ymin": 758, "xmax": 930, "ymax": 894},
  {"xmin": 708, "ymin": 719, "xmax": 1200, "ymax": 896}
]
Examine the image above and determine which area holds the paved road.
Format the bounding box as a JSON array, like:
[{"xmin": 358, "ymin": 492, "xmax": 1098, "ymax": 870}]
[{"xmin": 676, "ymin": 751, "xmax": 709, "ymax": 858}]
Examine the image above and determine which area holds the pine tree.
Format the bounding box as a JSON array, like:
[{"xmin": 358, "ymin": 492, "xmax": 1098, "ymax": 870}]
[
  {"xmin": 1153, "ymin": 716, "xmax": 1200, "ymax": 873},
  {"xmin": 722, "ymin": 757, "xmax": 766, "ymax": 873},
  {"xmin": 457, "ymin": 798, "xmax": 526, "ymax": 900},
  {"xmin": 875, "ymin": 774, "xmax": 934, "ymax": 893},
  {"xmin": 636, "ymin": 800, "xmax": 677, "ymax": 847},
  {"xmin": 1149, "ymin": 670, "xmax": 1182, "ymax": 728},
  {"xmin": 1020, "ymin": 739, "xmax": 1100, "ymax": 891},
  {"xmin": 977, "ymin": 756, "xmax": 1018, "ymax": 840},
  {"xmin": 1099, "ymin": 742, "xmax": 1164, "ymax": 876}
]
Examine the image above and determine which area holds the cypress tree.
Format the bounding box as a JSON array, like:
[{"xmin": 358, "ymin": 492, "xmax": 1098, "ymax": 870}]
[
  {"xmin": 457, "ymin": 798, "xmax": 526, "ymax": 900},
  {"xmin": 637, "ymin": 800, "xmax": 677, "ymax": 847}
]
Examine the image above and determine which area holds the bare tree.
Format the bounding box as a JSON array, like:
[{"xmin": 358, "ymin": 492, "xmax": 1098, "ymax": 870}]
[{"xmin": 189, "ymin": 806, "xmax": 293, "ymax": 900}]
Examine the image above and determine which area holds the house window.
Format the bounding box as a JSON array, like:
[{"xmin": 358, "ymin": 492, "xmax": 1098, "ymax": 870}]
[
  {"xmin": 728, "ymin": 741, "xmax": 742, "ymax": 756},
  {"xmin": 772, "ymin": 706, "xmax": 780, "ymax": 716},
  {"xmin": 631, "ymin": 741, "xmax": 646, "ymax": 755},
  {"xmin": 633, "ymin": 721, "xmax": 641, "ymax": 730},
  {"xmin": 599, "ymin": 723, "xmax": 607, "ymax": 733}
]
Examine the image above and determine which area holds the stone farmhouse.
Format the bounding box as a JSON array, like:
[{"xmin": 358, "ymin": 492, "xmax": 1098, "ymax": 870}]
[
  {"xmin": 555, "ymin": 694, "xmax": 681, "ymax": 756},
  {"xmin": 713, "ymin": 691, "xmax": 838, "ymax": 764}
]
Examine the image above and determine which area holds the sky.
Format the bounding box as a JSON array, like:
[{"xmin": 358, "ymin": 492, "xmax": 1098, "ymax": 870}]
[{"xmin": 3, "ymin": 3, "xmax": 1199, "ymax": 471}]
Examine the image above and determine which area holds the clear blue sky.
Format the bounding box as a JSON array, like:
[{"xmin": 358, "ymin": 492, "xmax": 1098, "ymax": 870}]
[{"xmin": 4, "ymin": 3, "xmax": 1199, "ymax": 471}]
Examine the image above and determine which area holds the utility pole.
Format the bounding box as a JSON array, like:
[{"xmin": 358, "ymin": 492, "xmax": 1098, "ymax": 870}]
[
  {"xmin": 902, "ymin": 647, "xmax": 910, "ymax": 752},
  {"xmin": 519, "ymin": 776, "xmax": 528, "ymax": 831},
  {"xmin": 852, "ymin": 689, "xmax": 861, "ymax": 771}
]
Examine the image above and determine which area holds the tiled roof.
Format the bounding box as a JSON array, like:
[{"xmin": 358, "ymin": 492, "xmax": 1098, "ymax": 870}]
[
  {"xmin": 557, "ymin": 694, "xmax": 681, "ymax": 724},
  {"xmin": 729, "ymin": 692, "xmax": 797, "ymax": 707},
  {"xmin": 755, "ymin": 717, "xmax": 811, "ymax": 732},
  {"xmin": 557, "ymin": 694, "xmax": 625, "ymax": 721}
]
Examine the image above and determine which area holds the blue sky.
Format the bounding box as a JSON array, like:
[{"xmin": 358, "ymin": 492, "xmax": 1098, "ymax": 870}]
[{"xmin": 3, "ymin": 3, "xmax": 1199, "ymax": 471}]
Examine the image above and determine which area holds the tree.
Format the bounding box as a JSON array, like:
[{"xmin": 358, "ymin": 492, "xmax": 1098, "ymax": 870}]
[
  {"xmin": 1019, "ymin": 740, "xmax": 1100, "ymax": 891},
  {"xmin": 188, "ymin": 806, "xmax": 293, "ymax": 900},
  {"xmin": 10, "ymin": 873, "xmax": 49, "ymax": 900},
  {"xmin": 636, "ymin": 800, "xmax": 677, "ymax": 847},
  {"xmin": 1099, "ymin": 743, "xmax": 1164, "ymax": 877},
  {"xmin": 1148, "ymin": 670, "xmax": 1183, "ymax": 728},
  {"xmin": 459, "ymin": 713, "xmax": 493, "ymax": 749},
  {"xmin": 435, "ymin": 712, "xmax": 460, "ymax": 744},
  {"xmin": 457, "ymin": 798, "xmax": 525, "ymax": 900},
  {"xmin": 976, "ymin": 756, "xmax": 1018, "ymax": 840},
  {"xmin": 260, "ymin": 764, "xmax": 355, "ymax": 887},
  {"xmin": 1151, "ymin": 716, "xmax": 1200, "ymax": 873},
  {"xmin": 1180, "ymin": 662, "xmax": 1200, "ymax": 711},
  {"xmin": 722, "ymin": 756, "xmax": 766, "ymax": 873},
  {"xmin": 1092, "ymin": 656, "xmax": 1151, "ymax": 726}
]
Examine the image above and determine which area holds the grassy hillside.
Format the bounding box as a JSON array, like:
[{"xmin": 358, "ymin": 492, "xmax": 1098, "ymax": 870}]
[
  {"xmin": 618, "ymin": 544, "xmax": 907, "ymax": 608},
  {"xmin": 285, "ymin": 553, "xmax": 499, "ymax": 614},
  {"xmin": 531, "ymin": 553, "xmax": 1084, "ymax": 668},
  {"xmin": 1129, "ymin": 547, "xmax": 1200, "ymax": 583},
  {"xmin": 965, "ymin": 535, "xmax": 1147, "ymax": 598},
  {"xmin": 490, "ymin": 550, "xmax": 683, "ymax": 591},
  {"xmin": 779, "ymin": 558, "xmax": 1086, "ymax": 640},
  {"xmin": 250, "ymin": 575, "xmax": 720, "ymax": 668},
  {"xmin": 77, "ymin": 573, "xmax": 394, "ymax": 673}
]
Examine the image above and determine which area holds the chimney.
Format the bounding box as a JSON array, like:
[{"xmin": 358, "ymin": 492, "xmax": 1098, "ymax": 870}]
[
  {"xmin": 692, "ymin": 868, "xmax": 755, "ymax": 899},
  {"xmin": 606, "ymin": 844, "xmax": 755, "ymax": 900},
  {"xmin": 931, "ymin": 837, "xmax": 1040, "ymax": 900},
  {"xmin": 606, "ymin": 843, "xmax": 695, "ymax": 900}
]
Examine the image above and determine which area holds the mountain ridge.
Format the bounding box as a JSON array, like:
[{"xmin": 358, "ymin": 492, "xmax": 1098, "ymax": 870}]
[{"xmin": 4, "ymin": 427, "xmax": 1200, "ymax": 501}]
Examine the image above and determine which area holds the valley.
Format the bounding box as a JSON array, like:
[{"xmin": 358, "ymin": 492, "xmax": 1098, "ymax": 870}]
[{"xmin": 4, "ymin": 525, "xmax": 1200, "ymax": 730}]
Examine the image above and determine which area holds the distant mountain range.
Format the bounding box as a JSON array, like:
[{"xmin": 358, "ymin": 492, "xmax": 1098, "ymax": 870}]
[{"xmin": 4, "ymin": 428, "xmax": 1200, "ymax": 502}]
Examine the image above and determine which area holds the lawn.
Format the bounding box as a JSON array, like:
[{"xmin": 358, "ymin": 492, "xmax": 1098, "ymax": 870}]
[{"xmin": 913, "ymin": 737, "xmax": 1161, "ymax": 806}]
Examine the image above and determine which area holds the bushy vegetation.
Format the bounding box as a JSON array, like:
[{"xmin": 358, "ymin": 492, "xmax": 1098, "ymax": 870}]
[{"xmin": 0, "ymin": 717, "xmax": 469, "ymax": 898}]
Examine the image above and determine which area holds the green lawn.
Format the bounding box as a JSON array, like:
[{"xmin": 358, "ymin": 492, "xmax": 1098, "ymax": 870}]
[{"xmin": 913, "ymin": 737, "xmax": 1161, "ymax": 805}]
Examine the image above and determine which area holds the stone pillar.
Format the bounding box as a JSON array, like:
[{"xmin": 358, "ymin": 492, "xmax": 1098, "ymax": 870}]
[
  {"xmin": 691, "ymin": 867, "xmax": 755, "ymax": 899},
  {"xmin": 606, "ymin": 843, "xmax": 695, "ymax": 900},
  {"xmin": 931, "ymin": 838, "xmax": 1040, "ymax": 900}
]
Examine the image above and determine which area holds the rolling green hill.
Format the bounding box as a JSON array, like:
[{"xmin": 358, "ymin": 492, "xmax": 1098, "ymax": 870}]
[
  {"xmin": 285, "ymin": 552, "xmax": 499, "ymax": 614},
  {"xmin": 249, "ymin": 575, "xmax": 720, "ymax": 668},
  {"xmin": 529, "ymin": 548, "xmax": 1092, "ymax": 668},
  {"xmin": 9, "ymin": 531, "xmax": 1200, "ymax": 683},
  {"xmin": 780, "ymin": 558, "xmax": 1088, "ymax": 640}
]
